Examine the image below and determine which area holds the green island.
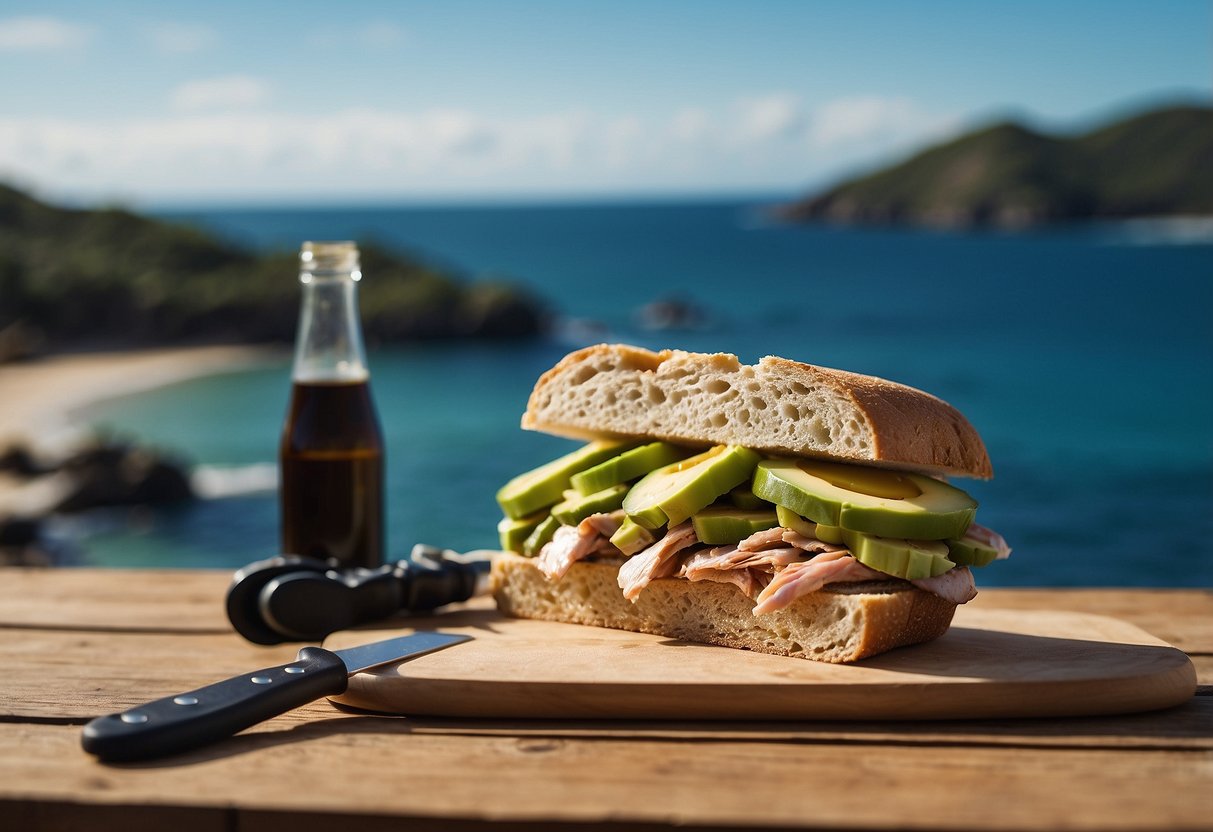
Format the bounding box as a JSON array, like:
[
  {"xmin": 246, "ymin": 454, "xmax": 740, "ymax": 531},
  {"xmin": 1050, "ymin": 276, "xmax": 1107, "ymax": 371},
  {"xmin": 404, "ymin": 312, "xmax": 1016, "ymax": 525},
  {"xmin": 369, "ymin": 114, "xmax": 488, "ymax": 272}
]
[
  {"xmin": 0, "ymin": 183, "xmax": 547, "ymax": 361},
  {"xmin": 779, "ymin": 103, "xmax": 1212, "ymax": 229}
]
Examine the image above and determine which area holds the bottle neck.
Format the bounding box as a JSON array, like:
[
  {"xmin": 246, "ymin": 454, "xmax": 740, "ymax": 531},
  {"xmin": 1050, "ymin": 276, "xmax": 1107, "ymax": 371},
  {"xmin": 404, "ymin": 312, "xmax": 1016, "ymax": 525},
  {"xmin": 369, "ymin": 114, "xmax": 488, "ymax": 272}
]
[{"xmin": 292, "ymin": 274, "xmax": 369, "ymax": 383}]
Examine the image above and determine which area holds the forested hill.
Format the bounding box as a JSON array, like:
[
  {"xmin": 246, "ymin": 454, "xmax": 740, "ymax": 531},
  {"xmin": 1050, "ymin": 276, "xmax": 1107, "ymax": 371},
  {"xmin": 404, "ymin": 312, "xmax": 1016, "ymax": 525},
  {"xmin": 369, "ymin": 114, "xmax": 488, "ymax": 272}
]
[
  {"xmin": 780, "ymin": 104, "xmax": 1213, "ymax": 229},
  {"xmin": 0, "ymin": 184, "xmax": 545, "ymax": 360}
]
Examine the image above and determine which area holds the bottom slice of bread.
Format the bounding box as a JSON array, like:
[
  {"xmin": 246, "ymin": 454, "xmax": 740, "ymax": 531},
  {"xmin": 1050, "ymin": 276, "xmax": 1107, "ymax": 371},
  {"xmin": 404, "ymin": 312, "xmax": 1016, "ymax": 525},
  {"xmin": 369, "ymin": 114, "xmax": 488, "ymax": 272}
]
[{"xmin": 492, "ymin": 552, "xmax": 958, "ymax": 663}]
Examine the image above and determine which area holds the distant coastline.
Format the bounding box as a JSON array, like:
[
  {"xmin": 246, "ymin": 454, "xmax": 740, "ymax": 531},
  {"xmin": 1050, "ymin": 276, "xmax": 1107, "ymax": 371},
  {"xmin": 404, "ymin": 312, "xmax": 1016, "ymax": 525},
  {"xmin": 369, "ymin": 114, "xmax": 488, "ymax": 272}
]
[
  {"xmin": 779, "ymin": 103, "xmax": 1213, "ymax": 230},
  {"xmin": 0, "ymin": 183, "xmax": 548, "ymax": 364}
]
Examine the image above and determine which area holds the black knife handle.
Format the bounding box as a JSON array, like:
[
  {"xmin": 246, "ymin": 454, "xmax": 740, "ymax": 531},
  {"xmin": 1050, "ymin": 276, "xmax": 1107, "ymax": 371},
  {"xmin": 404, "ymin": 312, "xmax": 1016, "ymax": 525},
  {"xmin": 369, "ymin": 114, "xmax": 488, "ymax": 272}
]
[{"xmin": 81, "ymin": 646, "xmax": 348, "ymax": 762}]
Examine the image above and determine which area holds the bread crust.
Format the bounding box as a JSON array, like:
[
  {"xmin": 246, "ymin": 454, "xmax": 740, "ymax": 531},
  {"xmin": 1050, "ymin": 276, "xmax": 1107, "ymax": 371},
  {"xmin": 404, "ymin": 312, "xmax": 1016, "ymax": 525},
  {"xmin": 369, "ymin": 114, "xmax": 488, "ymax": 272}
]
[
  {"xmin": 522, "ymin": 344, "xmax": 992, "ymax": 479},
  {"xmin": 492, "ymin": 552, "xmax": 957, "ymax": 663}
]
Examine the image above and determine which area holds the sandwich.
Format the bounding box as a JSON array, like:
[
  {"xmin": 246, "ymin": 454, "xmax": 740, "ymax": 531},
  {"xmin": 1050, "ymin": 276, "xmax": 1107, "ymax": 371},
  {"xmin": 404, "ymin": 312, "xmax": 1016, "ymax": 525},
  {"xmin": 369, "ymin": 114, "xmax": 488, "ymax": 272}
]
[{"xmin": 491, "ymin": 344, "xmax": 1010, "ymax": 662}]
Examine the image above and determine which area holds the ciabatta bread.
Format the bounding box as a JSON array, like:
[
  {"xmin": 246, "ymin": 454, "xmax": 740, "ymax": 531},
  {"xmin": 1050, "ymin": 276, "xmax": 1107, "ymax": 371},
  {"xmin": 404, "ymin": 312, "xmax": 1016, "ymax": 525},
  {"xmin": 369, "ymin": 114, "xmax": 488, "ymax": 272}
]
[
  {"xmin": 492, "ymin": 552, "xmax": 957, "ymax": 663},
  {"xmin": 522, "ymin": 344, "xmax": 992, "ymax": 479}
]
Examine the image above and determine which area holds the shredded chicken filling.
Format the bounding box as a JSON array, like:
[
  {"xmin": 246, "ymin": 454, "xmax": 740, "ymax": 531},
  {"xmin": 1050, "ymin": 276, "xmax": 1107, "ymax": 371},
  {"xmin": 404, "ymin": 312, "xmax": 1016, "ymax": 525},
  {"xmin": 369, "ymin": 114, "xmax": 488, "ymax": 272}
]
[{"xmin": 535, "ymin": 515, "xmax": 980, "ymax": 614}]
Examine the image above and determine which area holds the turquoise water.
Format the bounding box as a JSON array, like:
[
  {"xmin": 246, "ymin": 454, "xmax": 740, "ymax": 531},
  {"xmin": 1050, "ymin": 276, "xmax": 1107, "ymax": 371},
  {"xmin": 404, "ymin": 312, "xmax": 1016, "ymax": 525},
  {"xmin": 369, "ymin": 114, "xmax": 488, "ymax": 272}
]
[{"xmin": 81, "ymin": 200, "xmax": 1213, "ymax": 586}]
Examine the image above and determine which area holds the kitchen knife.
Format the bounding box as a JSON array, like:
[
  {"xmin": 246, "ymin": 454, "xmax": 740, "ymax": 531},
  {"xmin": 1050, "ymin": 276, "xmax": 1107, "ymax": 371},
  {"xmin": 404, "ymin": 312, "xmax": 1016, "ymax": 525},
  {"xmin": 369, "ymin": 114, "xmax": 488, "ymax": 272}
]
[{"xmin": 81, "ymin": 631, "xmax": 470, "ymax": 762}]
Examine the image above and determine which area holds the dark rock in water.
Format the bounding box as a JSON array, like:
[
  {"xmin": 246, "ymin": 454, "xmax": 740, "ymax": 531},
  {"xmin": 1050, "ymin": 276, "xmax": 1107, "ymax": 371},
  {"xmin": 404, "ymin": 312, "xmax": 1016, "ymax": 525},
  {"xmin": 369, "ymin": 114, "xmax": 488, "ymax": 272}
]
[
  {"xmin": 0, "ymin": 443, "xmax": 48, "ymax": 477},
  {"xmin": 0, "ymin": 436, "xmax": 195, "ymax": 565},
  {"xmin": 0, "ymin": 516, "xmax": 55, "ymax": 566},
  {"xmin": 457, "ymin": 282, "xmax": 549, "ymax": 339},
  {"xmin": 634, "ymin": 296, "xmax": 708, "ymax": 331},
  {"xmin": 55, "ymin": 442, "xmax": 194, "ymax": 513},
  {"xmin": 0, "ymin": 516, "xmax": 40, "ymax": 546}
]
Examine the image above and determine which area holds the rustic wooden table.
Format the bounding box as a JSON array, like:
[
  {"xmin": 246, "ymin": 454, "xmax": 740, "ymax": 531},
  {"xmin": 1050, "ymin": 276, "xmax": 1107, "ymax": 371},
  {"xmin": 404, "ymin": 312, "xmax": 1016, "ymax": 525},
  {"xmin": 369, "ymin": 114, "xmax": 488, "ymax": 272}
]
[{"xmin": 1, "ymin": 568, "xmax": 1209, "ymax": 831}]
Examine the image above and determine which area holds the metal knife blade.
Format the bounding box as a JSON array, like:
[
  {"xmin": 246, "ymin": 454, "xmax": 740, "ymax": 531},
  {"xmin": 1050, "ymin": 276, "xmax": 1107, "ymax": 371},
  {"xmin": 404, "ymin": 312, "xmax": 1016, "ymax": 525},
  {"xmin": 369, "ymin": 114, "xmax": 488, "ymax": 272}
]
[
  {"xmin": 334, "ymin": 631, "xmax": 468, "ymax": 674},
  {"xmin": 81, "ymin": 631, "xmax": 471, "ymax": 763}
]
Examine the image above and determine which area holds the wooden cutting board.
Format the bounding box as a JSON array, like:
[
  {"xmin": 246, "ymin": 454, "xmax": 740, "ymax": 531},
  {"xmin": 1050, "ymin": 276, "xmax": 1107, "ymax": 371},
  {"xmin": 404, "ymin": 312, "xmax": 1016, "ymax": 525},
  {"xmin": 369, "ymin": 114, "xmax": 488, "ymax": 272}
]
[{"xmin": 325, "ymin": 601, "xmax": 1197, "ymax": 720}]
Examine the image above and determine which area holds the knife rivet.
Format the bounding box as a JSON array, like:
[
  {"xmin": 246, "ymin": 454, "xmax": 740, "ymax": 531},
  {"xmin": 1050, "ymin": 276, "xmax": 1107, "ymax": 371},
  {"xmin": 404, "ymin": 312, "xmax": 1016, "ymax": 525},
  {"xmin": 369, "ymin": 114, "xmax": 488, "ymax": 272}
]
[
  {"xmin": 173, "ymin": 695, "xmax": 199, "ymax": 705},
  {"xmin": 284, "ymin": 666, "xmax": 305, "ymax": 674},
  {"xmin": 121, "ymin": 712, "xmax": 149, "ymax": 724},
  {"xmin": 251, "ymin": 676, "xmax": 273, "ymax": 684}
]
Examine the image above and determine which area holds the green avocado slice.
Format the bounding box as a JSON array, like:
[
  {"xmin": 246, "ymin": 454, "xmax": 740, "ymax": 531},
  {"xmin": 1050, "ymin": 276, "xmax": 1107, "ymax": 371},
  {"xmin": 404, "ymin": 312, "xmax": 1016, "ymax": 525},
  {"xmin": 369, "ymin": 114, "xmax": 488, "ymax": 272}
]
[
  {"xmin": 774, "ymin": 505, "xmax": 844, "ymax": 543},
  {"xmin": 775, "ymin": 505, "xmax": 816, "ymax": 537},
  {"xmin": 498, "ymin": 511, "xmax": 546, "ymax": 553},
  {"xmin": 551, "ymin": 484, "xmax": 628, "ymax": 525},
  {"xmin": 497, "ymin": 440, "xmax": 635, "ymax": 519},
  {"xmin": 947, "ymin": 528, "xmax": 1001, "ymax": 567},
  {"xmin": 843, "ymin": 528, "xmax": 955, "ymax": 580},
  {"xmin": 815, "ymin": 523, "xmax": 845, "ymax": 544},
  {"xmin": 728, "ymin": 486, "xmax": 768, "ymax": 510},
  {"xmin": 692, "ymin": 508, "xmax": 779, "ymax": 545},
  {"xmin": 570, "ymin": 442, "xmax": 693, "ymax": 496},
  {"xmin": 751, "ymin": 458, "xmax": 976, "ymax": 540},
  {"xmin": 521, "ymin": 514, "xmax": 561, "ymax": 557},
  {"xmin": 623, "ymin": 445, "xmax": 762, "ymax": 530},
  {"xmin": 609, "ymin": 516, "xmax": 657, "ymax": 555}
]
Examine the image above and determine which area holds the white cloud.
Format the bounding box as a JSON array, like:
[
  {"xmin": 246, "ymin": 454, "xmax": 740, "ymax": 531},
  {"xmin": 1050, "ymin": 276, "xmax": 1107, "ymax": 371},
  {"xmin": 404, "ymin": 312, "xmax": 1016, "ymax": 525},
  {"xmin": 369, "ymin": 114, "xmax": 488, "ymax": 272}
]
[
  {"xmin": 0, "ymin": 16, "xmax": 91, "ymax": 51},
  {"xmin": 170, "ymin": 76, "xmax": 272, "ymax": 112},
  {"xmin": 809, "ymin": 95, "xmax": 957, "ymax": 150},
  {"xmin": 735, "ymin": 93, "xmax": 804, "ymax": 143},
  {"xmin": 0, "ymin": 94, "xmax": 962, "ymax": 200},
  {"xmin": 146, "ymin": 22, "xmax": 216, "ymax": 55},
  {"xmin": 667, "ymin": 107, "xmax": 710, "ymax": 143}
]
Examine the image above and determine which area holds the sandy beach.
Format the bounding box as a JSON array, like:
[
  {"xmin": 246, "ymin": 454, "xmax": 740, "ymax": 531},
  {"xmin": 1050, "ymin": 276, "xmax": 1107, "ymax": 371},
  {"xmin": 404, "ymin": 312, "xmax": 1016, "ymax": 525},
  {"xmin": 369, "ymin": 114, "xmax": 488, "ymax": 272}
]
[
  {"xmin": 0, "ymin": 345, "xmax": 281, "ymax": 515},
  {"xmin": 0, "ymin": 345, "xmax": 281, "ymax": 446}
]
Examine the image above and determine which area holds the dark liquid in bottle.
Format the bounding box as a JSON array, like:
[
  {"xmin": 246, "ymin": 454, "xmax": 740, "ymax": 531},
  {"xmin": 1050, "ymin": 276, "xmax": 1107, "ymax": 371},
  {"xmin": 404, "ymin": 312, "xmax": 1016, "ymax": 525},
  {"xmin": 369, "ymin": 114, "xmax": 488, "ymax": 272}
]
[{"xmin": 279, "ymin": 380, "xmax": 384, "ymax": 568}]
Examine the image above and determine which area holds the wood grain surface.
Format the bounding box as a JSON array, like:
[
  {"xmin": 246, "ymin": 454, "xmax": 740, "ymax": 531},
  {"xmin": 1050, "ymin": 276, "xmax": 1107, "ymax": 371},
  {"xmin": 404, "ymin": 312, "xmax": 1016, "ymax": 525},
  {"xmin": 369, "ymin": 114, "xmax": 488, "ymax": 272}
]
[
  {"xmin": 3, "ymin": 722, "xmax": 1211, "ymax": 832},
  {"xmin": 2, "ymin": 568, "xmax": 1210, "ymax": 832},
  {"xmin": 0, "ymin": 568, "xmax": 230, "ymax": 632}
]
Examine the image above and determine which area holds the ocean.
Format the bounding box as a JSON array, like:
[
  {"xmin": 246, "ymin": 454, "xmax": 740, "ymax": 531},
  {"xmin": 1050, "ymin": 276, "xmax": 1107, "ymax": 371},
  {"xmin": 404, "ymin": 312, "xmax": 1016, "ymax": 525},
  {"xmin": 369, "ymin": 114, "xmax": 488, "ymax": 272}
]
[{"xmin": 77, "ymin": 199, "xmax": 1213, "ymax": 587}]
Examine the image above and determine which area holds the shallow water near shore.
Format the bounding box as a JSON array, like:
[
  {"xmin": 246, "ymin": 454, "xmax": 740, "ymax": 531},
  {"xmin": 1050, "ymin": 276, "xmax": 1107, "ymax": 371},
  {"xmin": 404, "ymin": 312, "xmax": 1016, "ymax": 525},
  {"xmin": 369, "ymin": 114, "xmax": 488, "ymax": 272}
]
[{"xmin": 79, "ymin": 200, "xmax": 1213, "ymax": 586}]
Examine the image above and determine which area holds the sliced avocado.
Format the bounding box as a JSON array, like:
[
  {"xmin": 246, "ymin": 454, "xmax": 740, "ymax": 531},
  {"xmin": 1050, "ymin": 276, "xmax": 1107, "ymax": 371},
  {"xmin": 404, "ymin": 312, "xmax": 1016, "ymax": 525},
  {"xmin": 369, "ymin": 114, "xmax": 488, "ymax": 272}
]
[
  {"xmin": 751, "ymin": 458, "xmax": 976, "ymax": 540},
  {"xmin": 843, "ymin": 528, "xmax": 955, "ymax": 580},
  {"xmin": 728, "ymin": 486, "xmax": 768, "ymax": 510},
  {"xmin": 521, "ymin": 514, "xmax": 561, "ymax": 557},
  {"xmin": 551, "ymin": 484, "xmax": 628, "ymax": 525},
  {"xmin": 947, "ymin": 529, "xmax": 1000, "ymax": 567},
  {"xmin": 774, "ymin": 505, "xmax": 845, "ymax": 544},
  {"xmin": 815, "ymin": 523, "xmax": 845, "ymax": 544},
  {"xmin": 692, "ymin": 507, "xmax": 778, "ymax": 545},
  {"xmin": 623, "ymin": 445, "xmax": 762, "ymax": 529},
  {"xmin": 775, "ymin": 504, "xmax": 816, "ymax": 537},
  {"xmin": 498, "ymin": 511, "xmax": 546, "ymax": 553},
  {"xmin": 609, "ymin": 516, "xmax": 657, "ymax": 555},
  {"xmin": 497, "ymin": 440, "xmax": 635, "ymax": 519},
  {"xmin": 571, "ymin": 442, "xmax": 692, "ymax": 496}
]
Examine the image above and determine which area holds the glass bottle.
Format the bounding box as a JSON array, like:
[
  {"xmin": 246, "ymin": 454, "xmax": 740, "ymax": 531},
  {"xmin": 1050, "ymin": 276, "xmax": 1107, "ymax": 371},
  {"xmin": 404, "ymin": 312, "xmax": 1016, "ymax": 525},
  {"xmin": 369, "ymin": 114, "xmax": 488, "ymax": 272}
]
[{"xmin": 279, "ymin": 241, "xmax": 384, "ymax": 567}]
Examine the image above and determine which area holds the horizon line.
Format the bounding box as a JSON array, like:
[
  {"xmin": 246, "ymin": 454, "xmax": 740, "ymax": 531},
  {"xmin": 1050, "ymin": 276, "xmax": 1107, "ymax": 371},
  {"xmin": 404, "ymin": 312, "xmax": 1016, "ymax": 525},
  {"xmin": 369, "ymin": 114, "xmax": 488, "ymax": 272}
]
[{"xmin": 132, "ymin": 189, "xmax": 805, "ymax": 213}]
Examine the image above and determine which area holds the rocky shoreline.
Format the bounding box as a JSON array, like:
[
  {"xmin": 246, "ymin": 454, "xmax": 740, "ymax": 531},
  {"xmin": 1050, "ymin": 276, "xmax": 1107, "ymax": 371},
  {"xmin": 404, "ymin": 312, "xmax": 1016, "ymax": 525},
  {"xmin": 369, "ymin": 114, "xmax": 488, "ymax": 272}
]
[
  {"xmin": 0, "ymin": 437, "xmax": 194, "ymax": 566},
  {"xmin": 0, "ymin": 345, "xmax": 279, "ymax": 566}
]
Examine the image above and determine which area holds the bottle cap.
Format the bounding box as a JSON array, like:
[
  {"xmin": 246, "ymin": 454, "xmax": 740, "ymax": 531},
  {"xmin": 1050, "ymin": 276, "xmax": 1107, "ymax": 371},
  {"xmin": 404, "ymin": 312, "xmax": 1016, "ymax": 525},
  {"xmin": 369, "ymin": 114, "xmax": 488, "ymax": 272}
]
[{"xmin": 300, "ymin": 241, "xmax": 360, "ymax": 276}]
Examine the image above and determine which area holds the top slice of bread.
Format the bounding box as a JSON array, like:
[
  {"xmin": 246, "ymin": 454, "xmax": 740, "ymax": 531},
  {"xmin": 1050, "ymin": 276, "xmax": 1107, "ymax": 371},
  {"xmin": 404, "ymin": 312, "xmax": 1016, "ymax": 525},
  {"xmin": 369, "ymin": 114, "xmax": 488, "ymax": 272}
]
[{"xmin": 522, "ymin": 344, "xmax": 992, "ymax": 479}]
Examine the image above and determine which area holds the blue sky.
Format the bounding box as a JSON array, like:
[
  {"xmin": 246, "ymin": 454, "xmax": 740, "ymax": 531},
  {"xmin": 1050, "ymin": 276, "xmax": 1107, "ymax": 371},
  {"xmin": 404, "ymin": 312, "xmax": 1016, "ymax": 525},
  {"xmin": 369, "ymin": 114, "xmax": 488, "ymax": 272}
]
[{"xmin": 0, "ymin": 0, "xmax": 1208, "ymax": 205}]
